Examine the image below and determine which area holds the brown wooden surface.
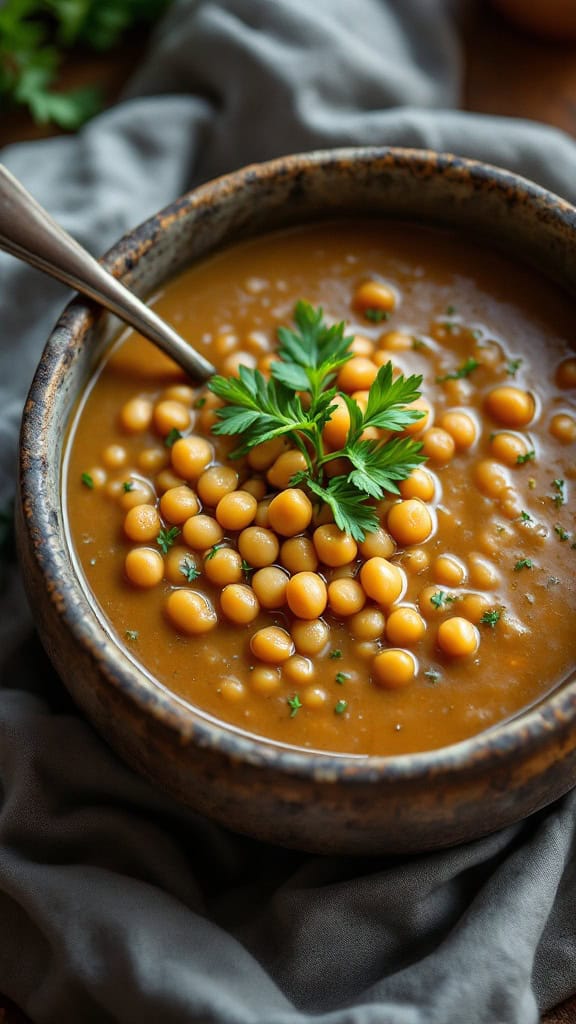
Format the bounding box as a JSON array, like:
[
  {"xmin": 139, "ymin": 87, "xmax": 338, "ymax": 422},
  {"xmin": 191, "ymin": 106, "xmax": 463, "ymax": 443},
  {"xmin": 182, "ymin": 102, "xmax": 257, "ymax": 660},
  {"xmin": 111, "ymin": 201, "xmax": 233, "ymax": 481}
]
[{"xmin": 1, "ymin": 3, "xmax": 575, "ymax": 1022}]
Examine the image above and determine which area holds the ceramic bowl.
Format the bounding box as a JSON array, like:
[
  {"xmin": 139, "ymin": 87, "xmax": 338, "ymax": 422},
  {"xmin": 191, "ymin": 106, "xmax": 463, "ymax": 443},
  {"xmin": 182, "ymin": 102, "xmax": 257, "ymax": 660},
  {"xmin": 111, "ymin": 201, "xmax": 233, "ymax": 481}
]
[{"xmin": 17, "ymin": 148, "xmax": 576, "ymax": 854}]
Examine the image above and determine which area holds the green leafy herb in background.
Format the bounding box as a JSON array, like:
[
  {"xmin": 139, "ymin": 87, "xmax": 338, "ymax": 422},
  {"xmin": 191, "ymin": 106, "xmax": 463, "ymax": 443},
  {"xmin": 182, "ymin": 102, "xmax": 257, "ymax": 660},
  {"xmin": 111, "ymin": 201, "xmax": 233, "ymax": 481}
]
[{"xmin": 0, "ymin": 0, "xmax": 172, "ymax": 129}]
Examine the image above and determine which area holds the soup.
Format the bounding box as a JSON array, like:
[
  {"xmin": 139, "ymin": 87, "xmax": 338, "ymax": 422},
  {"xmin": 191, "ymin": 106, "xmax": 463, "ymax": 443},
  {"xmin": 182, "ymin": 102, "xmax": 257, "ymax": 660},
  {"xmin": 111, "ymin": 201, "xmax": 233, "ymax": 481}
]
[{"xmin": 65, "ymin": 221, "xmax": 576, "ymax": 756}]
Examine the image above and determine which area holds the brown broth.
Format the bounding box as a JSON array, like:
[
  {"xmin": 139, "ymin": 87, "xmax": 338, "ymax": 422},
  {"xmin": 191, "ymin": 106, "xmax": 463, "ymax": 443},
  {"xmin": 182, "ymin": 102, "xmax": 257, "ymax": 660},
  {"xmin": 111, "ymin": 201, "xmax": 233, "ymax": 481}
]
[{"xmin": 65, "ymin": 221, "xmax": 576, "ymax": 756}]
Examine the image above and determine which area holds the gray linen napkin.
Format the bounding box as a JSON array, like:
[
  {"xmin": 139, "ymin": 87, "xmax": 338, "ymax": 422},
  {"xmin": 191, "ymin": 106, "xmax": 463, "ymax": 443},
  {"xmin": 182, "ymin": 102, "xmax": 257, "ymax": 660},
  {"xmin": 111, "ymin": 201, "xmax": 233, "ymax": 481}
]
[{"xmin": 1, "ymin": 2, "xmax": 575, "ymax": 1022}]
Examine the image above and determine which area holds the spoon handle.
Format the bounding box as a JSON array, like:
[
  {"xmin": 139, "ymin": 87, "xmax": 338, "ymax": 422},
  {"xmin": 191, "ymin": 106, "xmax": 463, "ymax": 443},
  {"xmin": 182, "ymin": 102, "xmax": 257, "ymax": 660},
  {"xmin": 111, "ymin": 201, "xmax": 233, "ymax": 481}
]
[{"xmin": 0, "ymin": 164, "xmax": 215, "ymax": 381}]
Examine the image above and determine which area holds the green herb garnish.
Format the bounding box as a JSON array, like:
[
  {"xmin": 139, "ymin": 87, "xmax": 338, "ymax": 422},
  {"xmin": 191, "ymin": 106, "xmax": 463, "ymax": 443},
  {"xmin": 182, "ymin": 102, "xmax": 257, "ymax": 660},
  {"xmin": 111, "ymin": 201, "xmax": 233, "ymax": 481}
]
[
  {"xmin": 156, "ymin": 526, "xmax": 180, "ymax": 554},
  {"xmin": 506, "ymin": 358, "xmax": 523, "ymax": 377},
  {"xmin": 122, "ymin": 480, "xmax": 134, "ymax": 493},
  {"xmin": 412, "ymin": 337, "xmax": 428, "ymax": 351},
  {"xmin": 209, "ymin": 301, "xmax": 426, "ymax": 541},
  {"xmin": 514, "ymin": 558, "xmax": 533, "ymax": 571},
  {"xmin": 554, "ymin": 524, "xmax": 570, "ymax": 542},
  {"xmin": 424, "ymin": 668, "xmax": 441, "ymax": 683},
  {"xmin": 480, "ymin": 609, "xmax": 502, "ymax": 628},
  {"xmin": 516, "ymin": 450, "xmax": 535, "ymax": 465},
  {"xmin": 81, "ymin": 472, "xmax": 94, "ymax": 489},
  {"xmin": 436, "ymin": 357, "xmax": 479, "ymax": 383},
  {"xmin": 179, "ymin": 555, "xmax": 201, "ymax": 583},
  {"xmin": 194, "ymin": 396, "xmax": 207, "ymax": 409},
  {"xmin": 125, "ymin": 630, "xmax": 139, "ymax": 642},
  {"xmin": 551, "ymin": 479, "xmax": 566, "ymax": 508},
  {"xmin": 335, "ymin": 672, "xmax": 350, "ymax": 685},
  {"xmin": 519, "ymin": 511, "xmax": 533, "ymax": 524},
  {"xmin": 334, "ymin": 699, "xmax": 348, "ymax": 715},
  {"xmin": 164, "ymin": 428, "xmax": 183, "ymax": 448},
  {"xmin": 430, "ymin": 591, "xmax": 456, "ymax": 609},
  {"xmin": 206, "ymin": 542, "xmax": 226, "ymax": 560},
  {"xmin": 364, "ymin": 308, "xmax": 389, "ymax": 323},
  {"xmin": 445, "ymin": 305, "xmax": 456, "ymax": 316},
  {"xmin": 329, "ymin": 649, "xmax": 343, "ymax": 660},
  {"xmin": 287, "ymin": 694, "xmax": 302, "ymax": 718}
]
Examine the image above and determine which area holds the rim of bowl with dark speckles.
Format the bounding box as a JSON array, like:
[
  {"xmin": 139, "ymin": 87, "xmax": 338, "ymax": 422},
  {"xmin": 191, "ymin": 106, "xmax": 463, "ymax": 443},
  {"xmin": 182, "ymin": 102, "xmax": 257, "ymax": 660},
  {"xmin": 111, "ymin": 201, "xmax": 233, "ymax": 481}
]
[{"xmin": 17, "ymin": 148, "xmax": 576, "ymax": 853}]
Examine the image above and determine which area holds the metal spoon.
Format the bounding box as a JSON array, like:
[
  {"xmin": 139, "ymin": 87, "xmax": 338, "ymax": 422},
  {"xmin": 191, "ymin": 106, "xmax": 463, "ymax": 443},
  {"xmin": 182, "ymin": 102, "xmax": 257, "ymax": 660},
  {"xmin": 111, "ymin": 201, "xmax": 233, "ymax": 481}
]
[{"xmin": 0, "ymin": 164, "xmax": 216, "ymax": 381}]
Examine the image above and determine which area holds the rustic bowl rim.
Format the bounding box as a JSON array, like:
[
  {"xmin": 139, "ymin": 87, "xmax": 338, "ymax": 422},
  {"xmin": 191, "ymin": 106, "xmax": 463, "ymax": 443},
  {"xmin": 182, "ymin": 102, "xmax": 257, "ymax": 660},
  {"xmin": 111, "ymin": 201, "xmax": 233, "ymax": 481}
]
[{"xmin": 21, "ymin": 145, "xmax": 576, "ymax": 785}]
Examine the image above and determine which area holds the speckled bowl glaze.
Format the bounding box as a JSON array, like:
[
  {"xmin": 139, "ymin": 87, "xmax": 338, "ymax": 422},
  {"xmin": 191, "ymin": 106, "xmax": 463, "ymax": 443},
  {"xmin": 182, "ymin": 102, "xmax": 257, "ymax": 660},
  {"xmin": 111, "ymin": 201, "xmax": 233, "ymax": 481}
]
[{"xmin": 17, "ymin": 148, "xmax": 576, "ymax": 854}]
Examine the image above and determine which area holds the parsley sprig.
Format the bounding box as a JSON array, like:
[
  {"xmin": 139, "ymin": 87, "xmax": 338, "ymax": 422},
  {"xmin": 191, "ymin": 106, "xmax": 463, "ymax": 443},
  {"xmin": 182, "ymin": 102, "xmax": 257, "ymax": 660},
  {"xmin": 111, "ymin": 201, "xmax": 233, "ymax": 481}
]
[{"xmin": 209, "ymin": 302, "xmax": 426, "ymax": 540}]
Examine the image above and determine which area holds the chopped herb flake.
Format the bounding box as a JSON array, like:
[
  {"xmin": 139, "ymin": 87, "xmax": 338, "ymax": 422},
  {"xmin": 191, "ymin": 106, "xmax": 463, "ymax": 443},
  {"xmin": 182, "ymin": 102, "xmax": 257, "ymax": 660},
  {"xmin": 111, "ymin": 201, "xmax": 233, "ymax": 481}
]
[
  {"xmin": 122, "ymin": 480, "xmax": 134, "ymax": 493},
  {"xmin": 125, "ymin": 630, "xmax": 139, "ymax": 641},
  {"xmin": 516, "ymin": 450, "xmax": 535, "ymax": 465},
  {"xmin": 412, "ymin": 336, "xmax": 428, "ymax": 351},
  {"xmin": 551, "ymin": 479, "xmax": 566, "ymax": 507},
  {"xmin": 506, "ymin": 358, "xmax": 523, "ymax": 377},
  {"xmin": 287, "ymin": 694, "xmax": 302, "ymax": 718},
  {"xmin": 194, "ymin": 396, "xmax": 207, "ymax": 409},
  {"xmin": 519, "ymin": 511, "xmax": 533, "ymax": 524},
  {"xmin": 329, "ymin": 649, "xmax": 343, "ymax": 660},
  {"xmin": 156, "ymin": 526, "xmax": 180, "ymax": 554},
  {"xmin": 430, "ymin": 591, "xmax": 456, "ymax": 609},
  {"xmin": 206, "ymin": 542, "xmax": 226, "ymax": 560},
  {"xmin": 514, "ymin": 558, "xmax": 533, "ymax": 571},
  {"xmin": 164, "ymin": 428, "xmax": 183, "ymax": 448},
  {"xmin": 554, "ymin": 524, "xmax": 570, "ymax": 542},
  {"xmin": 436, "ymin": 357, "xmax": 479, "ymax": 383},
  {"xmin": 179, "ymin": 555, "xmax": 201, "ymax": 582},
  {"xmin": 335, "ymin": 672, "xmax": 350, "ymax": 685},
  {"xmin": 445, "ymin": 304, "xmax": 456, "ymax": 316},
  {"xmin": 480, "ymin": 609, "xmax": 502, "ymax": 628},
  {"xmin": 364, "ymin": 307, "xmax": 389, "ymax": 323},
  {"xmin": 424, "ymin": 668, "xmax": 441, "ymax": 683},
  {"xmin": 334, "ymin": 699, "xmax": 348, "ymax": 715},
  {"xmin": 81, "ymin": 472, "xmax": 94, "ymax": 489}
]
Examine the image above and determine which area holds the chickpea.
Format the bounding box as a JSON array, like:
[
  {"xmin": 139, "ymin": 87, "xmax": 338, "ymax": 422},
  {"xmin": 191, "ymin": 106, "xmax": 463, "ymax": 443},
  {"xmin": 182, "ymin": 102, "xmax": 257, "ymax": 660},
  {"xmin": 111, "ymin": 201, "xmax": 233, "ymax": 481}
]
[
  {"xmin": 292, "ymin": 618, "xmax": 329, "ymax": 656},
  {"xmin": 119, "ymin": 481, "xmax": 155, "ymax": 511},
  {"xmin": 489, "ymin": 432, "xmax": 531, "ymax": 466},
  {"xmin": 313, "ymin": 524, "xmax": 358, "ymax": 567},
  {"xmin": 164, "ymin": 546, "xmax": 200, "ymax": 585},
  {"xmin": 403, "ymin": 397, "xmax": 432, "ymax": 436},
  {"xmin": 337, "ymin": 357, "xmax": 378, "ymax": 393},
  {"xmin": 437, "ymin": 410, "xmax": 477, "ymax": 449},
  {"xmin": 459, "ymin": 592, "xmax": 491, "ymax": 624},
  {"xmin": 328, "ymin": 577, "xmax": 366, "ymax": 617},
  {"xmin": 350, "ymin": 335, "xmax": 375, "ymax": 357},
  {"xmin": 372, "ymin": 649, "xmax": 416, "ymax": 689},
  {"xmin": 360, "ymin": 557, "xmax": 405, "ymax": 606},
  {"xmin": 250, "ymin": 626, "xmax": 294, "ymax": 663},
  {"xmin": 197, "ymin": 465, "xmax": 239, "ymax": 506},
  {"xmin": 247, "ymin": 436, "xmax": 288, "ymax": 472},
  {"xmin": 268, "ymin": 488, "xmax": 313, "ymax": 536},
  {"xmin": 401, "ymin": 548, "xmax": 430, "ymax": 574},
  {"xmin": 283, "ymin": 655, "xmax": 315, "ymax": 684},
  {"xmin": 386, "ymin": 607, "xmax": 426, "ymax": 646},
  {"xmin": 124, "ymin": 504, "xmax": 161, "ymax": 543},
  {"xmin": 220, "ymin": 584, "xmax": 260, "ymax": 624},
  {"xmin": 433, "ymin": 554, "xmax": 466, "ymax": 587},
  {"xmin": 418, "ymin": 586, "xmax": 456, "ymax": 618},
  {"xmin": 267, "ymin": 450, "xmax": 308, "ymax": 490},
  {"xmin": 153, "ymin": 399, "xmax": 191, "ymax": 436},
  {"xmin": 250, "ymin": 665, "xmax": 282, "ymax": 695},
  {"xmin": 353, "ymin": 640, "xmax": 380, "ymax": 660},
  {"xmin": 159, "ymin": 486, "xmax": 200, "ymax": 525},
  {"xmin": 138, "ymin": 447, "xmax": 170, "ymax": 474},
  {"xmin": 102, "ymin": 444, "xmax": 127, "ymax": 469},
  {"xmin": 119, "ymin": 396, "xmax": 153, "ymax": 433},
  {"xmin": 219, "ymin": 678, "xmax": 247, "ymax": 704},
  {"xmin": 254, "ymin": 498, "xmax": 272, "ymax": 528},
  {"xmin": 556, "ymin": 357, "xmax": 576, "ymax": 389},
  {"xmin": 221, "ymin": 351, "xmax": 258, "ymax": 377},
  {"xmin": 398, "ymin": 468, "xmax": 435, "ymax": 502},
  {"xmin": 485, "ymin": 386, "xmax": 535, "ymax": 427},
  {"xmin": 499, "ymin": 488, "xmax": 523, "ymax": 520},
  {"xmin": 242, "ymin": 477, "xmax": 267, "ymax": 501},
  {"xmin": 182, "ymin": 514, "xmax": 223, "ymax": 550},
  {"xmin": 467, "ymin": 553, "xmax": 500, "ymax": 590},
  {"xmin": 238, "ymin": 526, "xmax": 280, "ymax": 568},
  {"xmin": 171, "ymin": 435, "xmax": 212, "ymax": 480},
  {"xmin": 105, "ymin": 480, "xmax": 124, "ymax": 501},
  {"xmin": 155, "ymin": 469, "xmax": 185, "ymax": 494},
  {"xmin": 252, "ymin": 566, "xmax": 289, "ymax": 608},
  {"xmin": 358, "ymin": 526, "xmax": 396, "ymax": 560},
  {"xmin": 549, "ymin": 412, "xmax": 576, "ymax": 444},
  {"xmin": 349, "ymin": 607, "xmax": 385, "ymax": 640},
  {"xmin": 474, "ymin": 459, "xmax": 510, "ymax": 498},
  {"xmin": 286, "ymin": 572, "xmax": 328, "ymax": 619},
  {"xmin": 166, "ymin": 590, "xmax": 218, "ymax": 635},
  {"xmin": 203, "ymin": 547, "xmax": 243, "ymax": 586},
  {"xmin": 125, "ymin": 547, "xmax": 164, "ymax": 588},
  {"xmin": 387, "ymin": 499, "xmax": 433, "ymax": 547},
  {"xmin": 244, "ymin": 330, "xmax": 271, "ymax": 356},
  {"xmin": 216, "ymin": 490, "xmax": 257, "ymax": 531},
  {"xmin": 322, "ymin": 395, "xmax": 351, "ymax": 451},
  {"xmin": 281, "ymin": 535, "xmax": 319, "ymax": 573},
  {"xmin": 214, "ymin": 331, "xmax": 238, "ymax": 358},
  {"xmin": 162, "ymin": 384, "xmax": 195, "ymax": 406},
  {"xmin": 378, "ymin": 329, "xmax": 412, "ymax": 352},
  {"xmin": 420, "ymin": 427, "xmax": 455, "ymax": 464},
  {"xmin": 437, "ymin": 616, "xmax": 479, "ymax": 657},
  {"xmin": 301, "ymin": 687, "xmax": 328, "ymax": 710},
  {"xmin": 353, "ymin": 279, "xmax": 396, "ymax": 315}
]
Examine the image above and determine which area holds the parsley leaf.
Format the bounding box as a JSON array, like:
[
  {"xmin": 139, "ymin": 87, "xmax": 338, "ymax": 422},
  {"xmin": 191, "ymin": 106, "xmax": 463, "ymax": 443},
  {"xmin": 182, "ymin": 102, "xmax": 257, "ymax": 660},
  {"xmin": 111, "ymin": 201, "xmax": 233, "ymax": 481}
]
[
  {"xmin": 514, "ymin": 558, "xmax": 533, "ymax": 571},
  {"xmin": 81, "ymin": 472, "xmax": 94, "ymax": 489},
  {"xmin": 156, "ymin": 526, "xmax": 180, "ymax": 554},
  {"xmin": 506, "ymin": 358, "xmax": 523, "ymax": 377},
  {"xmin": 430, "ymin": 591, "xmax": 456, "ymax": 609},
  {"xmin": 364, "ymin": 308, "xmax": 389, "ymax": 323},
  {"xmin": 179, "ymin": 555, "xmax": 201, "ymax": 583},
  {"xmin": 122, "ymin": 480, "xmax": 134, "ymax": 493},
  {"xmin": 436, "ymin": 358, "xmax": 479, "ymax": 383},
  {"xmin": 334, "ymin": 699, "xmax": 348, "ymax": 715},
  {"xmin": 165, "ymin": 427, "xmax": 183, "ymax": 448},
  {"xmin": 335, "ymin": 672, "xmax": 350, "ymax": 685},
  {"xmin": 554, "ymin": 524, "xmax": 570, "ymax": 542},
  {"xmin": 551, "ymin": 479, "xmax": 566, "ymax": 508},
  {"xmin": 329, "ymin": 649, "xmax": 343, "ymax": 660},
  {"xmin": 516, "ymin": 450, "xmax": 535, "ymax": 465},
  {"xmin": 480, "ymin": 609, "xmax": 502, "ymax": 628},
  {"xmin": 287, "ymin": 694, "xmax": 302, "ymax": 718},
  {"xmin": 125, "ymin": 630, "xmax": 139, "ymax": 642}
]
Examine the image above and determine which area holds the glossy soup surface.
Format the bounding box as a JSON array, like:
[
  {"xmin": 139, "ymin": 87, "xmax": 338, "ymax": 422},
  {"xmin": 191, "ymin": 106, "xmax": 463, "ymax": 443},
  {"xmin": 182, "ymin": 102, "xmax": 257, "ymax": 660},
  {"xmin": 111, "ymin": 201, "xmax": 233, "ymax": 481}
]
[{"xmin": 65, "ymin": 222, "xmax": 576, "ymax": 756}]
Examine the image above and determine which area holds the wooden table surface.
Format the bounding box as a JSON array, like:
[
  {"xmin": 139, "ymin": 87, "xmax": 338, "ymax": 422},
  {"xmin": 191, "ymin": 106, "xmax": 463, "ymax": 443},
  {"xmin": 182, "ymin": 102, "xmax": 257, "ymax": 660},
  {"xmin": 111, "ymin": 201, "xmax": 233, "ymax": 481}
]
[{"xmin": 1, "ymin": 2, "xmax": 575, "ymax": 1022}]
